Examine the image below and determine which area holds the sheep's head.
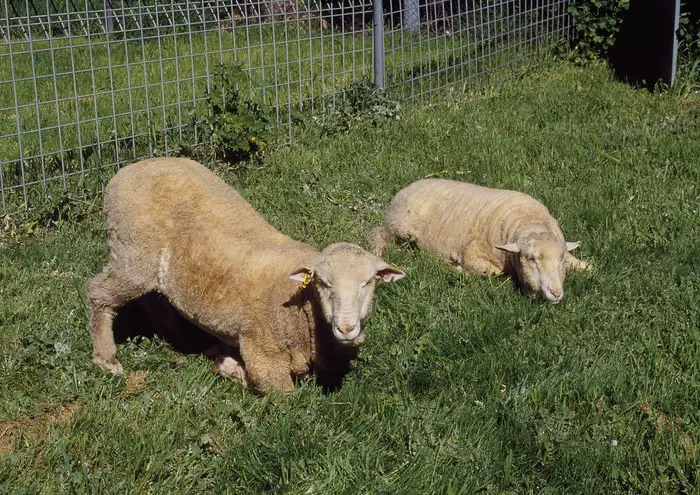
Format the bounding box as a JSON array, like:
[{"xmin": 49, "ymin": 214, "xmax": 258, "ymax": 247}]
[
  {"xmin": 289, "ymin": 243, "xmax": 405, "ymax": 346},
  {"xmin": 496, "ymin": 235, "xmax": 579, "ymax": 303}
]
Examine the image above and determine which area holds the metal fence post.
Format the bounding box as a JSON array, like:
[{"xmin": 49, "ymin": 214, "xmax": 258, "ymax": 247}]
[
  {"xmin": 105, "ymin": 0, "xmax": 114, "ymax": 33},
  {"xmin": 670, "ymin": 0, "xmax": 680, "ymax": 87},
  {"xmin": 373, "ymin": 0, "xmax": 385, "ymax": 89},
  {"xmin": 403, "ymin": 0, "xmax": 419, "ymax": 32}
]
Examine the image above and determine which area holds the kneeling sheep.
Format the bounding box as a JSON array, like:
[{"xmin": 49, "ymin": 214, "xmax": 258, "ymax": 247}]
[{"xmin": 87, "ymin": 157, "xmax": 404, "ymax": 394}]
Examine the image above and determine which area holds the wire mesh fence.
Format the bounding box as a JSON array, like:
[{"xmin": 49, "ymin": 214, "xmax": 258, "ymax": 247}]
[
  {"xmin": 384, "ymin": 0, "xmax": 571, "ymax": 102},
  {"xmin": 0, "ymin": 0, "xmax": 571, "ymax": 212}
]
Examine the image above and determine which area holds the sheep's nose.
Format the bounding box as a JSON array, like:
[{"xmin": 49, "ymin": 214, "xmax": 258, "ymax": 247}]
[
  {"xmin": 334, "ymin": 321, "xmax": 362, "ymax": 346},
  {"xmin": 337, "ymin": 324, "xmax": 356, "ymax": 336},
  {"xmin": 549, "ymin": 287, "xmax": 562, "ymax": 298}
]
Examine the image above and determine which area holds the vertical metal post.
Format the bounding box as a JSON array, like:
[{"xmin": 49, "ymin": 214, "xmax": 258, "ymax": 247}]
[
  {"xmin": 403, "ymin": 0, "xmax": 419, "ymax": 32},
  {"xmin": 670, "ymin": 0, "xmax": 680, "ymax": 87},
  {"xmin": 373, "ymin": 0, "xmax": 385, "ymax": 89},
  {"xmin": 104, "ymin": 0, "xmax": 113, "ymax": 33}
]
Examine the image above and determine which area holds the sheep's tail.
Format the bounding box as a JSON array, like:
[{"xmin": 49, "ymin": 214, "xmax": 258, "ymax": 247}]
[{"xmin": 367, "ymin": 226, "xmax": 393, "ymax": 257}]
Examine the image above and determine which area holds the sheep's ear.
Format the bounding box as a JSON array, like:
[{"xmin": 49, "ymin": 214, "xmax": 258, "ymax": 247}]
[
  {"xmin": 289, "ymin": 267, "xmax": 313, "ymax": 282},
  {"xmin": 566, "ymin": 241, "xmax": 580, "ymax": 252},
  {"xmin": 495, "ymin": 243, "xmax": 520, "ymax": 253},
  {"xmin": 375, "ymin": 263, "xmax": 406, "ymax": 283}
]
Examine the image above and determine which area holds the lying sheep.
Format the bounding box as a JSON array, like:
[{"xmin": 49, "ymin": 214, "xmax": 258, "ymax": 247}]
[
  {"xmin": 369, "ymin": 178, "xmax": 591, "ymax": 302},
  {"xmin": 86, "ymin": 157, "xmax": 405, "ymax": 394}
]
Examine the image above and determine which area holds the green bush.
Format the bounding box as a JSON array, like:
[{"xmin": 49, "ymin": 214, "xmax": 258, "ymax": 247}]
[
  {"xmin": 568, "ymin": 0, "xmax": 631, "ymax": 61},
  {"xmin": 570, "ymin": 1, "xmax": 699, "ymax": 63},
  {"xmin": 679, "ymin": 1, "xmax": 700, "ymax": 59},
  {"xmin": 313, "ymin": 79, "xmax": 402, "ymax": 137},
  {"xmin": 187, "ymin": 62, "xmax": 271, "ymax": 165}
]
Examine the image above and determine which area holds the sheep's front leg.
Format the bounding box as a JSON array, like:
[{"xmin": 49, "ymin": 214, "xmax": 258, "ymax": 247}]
[
  {"xmin": 458, "ymin": 241, "xmax": 504, "ymax": 276},
  {"xmin": 239, "ymin": 335, "xmax": 294, "ymax": 395},
  {"xmin": 367, "ymin": 226, "xmax": 394, "ymax": 257},
  {"xmin": 463, "ymin": 258, "xmax": 504, "ymax": 276},
  {"xmin": 86, "ymin": 267, "xmax": 145, "ymax": 374},
  {"xmin": 565, "ymin": 253, "xmax": 593, "ymax": 276}
]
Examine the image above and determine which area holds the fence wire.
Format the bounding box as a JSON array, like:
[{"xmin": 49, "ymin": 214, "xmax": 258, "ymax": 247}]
[{"xmin": 0, "ymin": 0, "xmax": 571, "ymax": 212}]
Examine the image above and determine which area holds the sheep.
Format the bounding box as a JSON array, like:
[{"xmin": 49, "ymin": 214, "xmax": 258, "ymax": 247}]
[
  {"xmin": 369, "ymin": 178, "xmax": 592, "ymax": 302},
  {"xmin": 86, "ymin": 157, "xmax": 405, "ymax": 394}
]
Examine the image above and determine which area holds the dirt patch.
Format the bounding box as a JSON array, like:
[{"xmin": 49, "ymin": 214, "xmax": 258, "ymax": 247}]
[
  {"xmin": 638, "ymin": 403, "xmax": 696, "ymax": 461},
  {"xmin": 638, "ymin": 402, "xmax": 653, "ymax": 416},
  {"xmin": 0, "ymin": 401, "xmax": 79, "ymax": 457},
  {"xmin": 679, "ymin": 432, "xmax": 697, "ymax": 459},
  {"xmin": 120, "ymin": 370, "xmax": 149, "ymax": 397},
  {"xmin": 638, "ymin": 403, "xmax": 683, "ymax": 431}
]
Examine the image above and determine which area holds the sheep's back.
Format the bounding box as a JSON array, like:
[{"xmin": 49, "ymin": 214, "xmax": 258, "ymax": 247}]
[
  {"xmin": 386, "ymin": 179, "xmax": 552, "ymax": 254},
  {"xmin": 104, "ymin": 157, "xmax": 290, "ymax": 251}
]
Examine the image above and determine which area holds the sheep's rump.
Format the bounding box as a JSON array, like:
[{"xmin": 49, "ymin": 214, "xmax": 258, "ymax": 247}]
[{"xmin": 104, "ymin": 157, "xmax": 286, "ymax": 247}]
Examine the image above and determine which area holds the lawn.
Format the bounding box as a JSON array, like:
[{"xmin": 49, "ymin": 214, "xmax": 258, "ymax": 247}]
[{"xmin": 0, "ymin": 61, "xmax": 698, "ymax": 493}]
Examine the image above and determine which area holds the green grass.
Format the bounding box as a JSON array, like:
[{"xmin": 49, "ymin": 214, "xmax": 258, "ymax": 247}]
[{"xmin": 1, "ymin": 61, "xmax": 698, "ymax": 493}]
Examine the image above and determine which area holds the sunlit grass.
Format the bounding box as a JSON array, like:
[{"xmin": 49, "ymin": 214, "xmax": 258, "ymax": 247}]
[{"xmin": 0, "ymin": 62, "xmax": 698, "ymax": 493}]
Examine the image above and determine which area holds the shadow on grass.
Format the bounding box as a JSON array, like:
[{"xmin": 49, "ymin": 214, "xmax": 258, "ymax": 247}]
[
  {"xmin": 112, "ymin": 292, "xmax": 350, "ymax": 394},
  {"xmin": 113, "ymin": 292, "xmax": 224, "ymax": 356}
]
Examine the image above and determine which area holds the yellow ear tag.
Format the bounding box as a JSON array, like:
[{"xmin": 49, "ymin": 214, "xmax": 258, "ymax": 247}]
[{"xmin": 300, "ymin": 273, "xmax": 311, "ymax": 289}]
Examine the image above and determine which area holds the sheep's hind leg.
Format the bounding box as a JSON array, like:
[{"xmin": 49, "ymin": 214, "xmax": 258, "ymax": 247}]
[
  {"xmin": 213, "ymin": 356, "xmax": 248, "ymax": 389},
  {"xmin": 565, "ymin": 253, "xmax": 593, "ymax": 275},
  {"xmin": 86, "ymin": 266, "xmax": 147, "ymax": 374}
]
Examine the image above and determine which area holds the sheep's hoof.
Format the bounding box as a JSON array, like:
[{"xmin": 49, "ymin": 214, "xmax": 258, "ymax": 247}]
[
  {"xmin": 94, "ymin": 356, "xmax": 124, "ymax": 375},
  {"xmin": 213, "ymin": 356, "xmax": 248, "ymax": 388}
]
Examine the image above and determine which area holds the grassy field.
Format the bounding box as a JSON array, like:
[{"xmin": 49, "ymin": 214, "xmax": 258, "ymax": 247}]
[{"xmin": 0, "ymin": 61, "xmax": 698, "ymax": 493}]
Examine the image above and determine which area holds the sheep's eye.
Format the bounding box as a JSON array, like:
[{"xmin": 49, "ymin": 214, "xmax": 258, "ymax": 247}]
[
  {"xmin": 361, "ymin": 279, "xmax": 372, "ymax": 288},
  {"xmin": 525, "ymin": 254, "xmax": 536, "ymax": 263},
  {"xmin": 317, "ymin": 278, "xmax": 332, "ymax": 289}
]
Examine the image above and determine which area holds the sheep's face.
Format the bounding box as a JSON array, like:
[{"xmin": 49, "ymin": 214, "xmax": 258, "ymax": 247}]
[
  {"xmin": 289, "ymin": 243, "xmax": 405, "ymax": 346},
  {"xmin": 496, "ymin": 237, "xmax": 579, "ymax": 303}
]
